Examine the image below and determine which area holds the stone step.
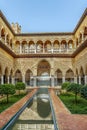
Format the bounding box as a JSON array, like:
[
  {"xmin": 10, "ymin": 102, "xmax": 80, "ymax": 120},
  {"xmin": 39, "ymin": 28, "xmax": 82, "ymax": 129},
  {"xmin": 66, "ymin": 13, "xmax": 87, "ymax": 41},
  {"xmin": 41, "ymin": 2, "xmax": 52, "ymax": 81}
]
[{"xmin": 13, "ymin": 124, "xmax": 54, "ymax": 130}]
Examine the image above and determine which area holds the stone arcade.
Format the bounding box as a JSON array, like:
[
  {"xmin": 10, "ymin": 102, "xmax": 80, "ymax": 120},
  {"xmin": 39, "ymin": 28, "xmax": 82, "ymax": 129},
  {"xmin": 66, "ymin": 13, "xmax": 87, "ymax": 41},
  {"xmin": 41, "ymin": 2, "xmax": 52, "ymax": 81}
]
[{"xmin": 0, "ymin": 9, "xmax": 87, "ymax": 87}]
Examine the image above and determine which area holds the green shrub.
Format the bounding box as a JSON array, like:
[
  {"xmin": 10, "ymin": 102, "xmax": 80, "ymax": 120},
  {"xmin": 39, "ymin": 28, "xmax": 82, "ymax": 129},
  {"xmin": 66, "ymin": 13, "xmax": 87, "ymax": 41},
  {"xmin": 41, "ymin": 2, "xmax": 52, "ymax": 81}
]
[
  {"xmin": 81, "ymin": 85, "xmax": 87, "ymax": 99},
  {"xmin": 0, "ymin": 84, "xmax": 16, "ymax": 103},
  {"xmin": 62, "ymin": 82, "xmax": 70, "ymax": 90},
  {"xmin": 15, "ymin": 82, "xmax": 26, "ymax": 95},
  {"xmin": 67, "ymin": 83, "xmax": 82, "ymax": 104}
]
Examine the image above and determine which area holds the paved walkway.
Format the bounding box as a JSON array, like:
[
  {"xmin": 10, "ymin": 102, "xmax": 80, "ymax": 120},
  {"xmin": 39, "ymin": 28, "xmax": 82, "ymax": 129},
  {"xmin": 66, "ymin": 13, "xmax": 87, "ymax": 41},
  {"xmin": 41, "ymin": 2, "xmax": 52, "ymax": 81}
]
[
  {"xmin": 0, "ymin": 88, "xmax": 87, "ymax": 130},
  {"xmin": 0, "ymin": 88, "xmax": 38, "ymax": 129},
  {"xmin": 49, "ymin": 89, "xmax": 87, "ymax": 130}
]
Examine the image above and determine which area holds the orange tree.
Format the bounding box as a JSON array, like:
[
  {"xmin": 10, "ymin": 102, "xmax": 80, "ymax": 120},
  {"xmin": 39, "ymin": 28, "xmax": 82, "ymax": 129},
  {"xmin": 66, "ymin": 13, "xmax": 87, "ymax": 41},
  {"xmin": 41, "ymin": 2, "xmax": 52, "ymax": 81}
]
[
  {"xmin": 0, "ymin": 84, "xmax": 16, "ymax": 103},
  {"xmin": 15, "ymin": 82, "xmax": 26, "ymax": 95}
]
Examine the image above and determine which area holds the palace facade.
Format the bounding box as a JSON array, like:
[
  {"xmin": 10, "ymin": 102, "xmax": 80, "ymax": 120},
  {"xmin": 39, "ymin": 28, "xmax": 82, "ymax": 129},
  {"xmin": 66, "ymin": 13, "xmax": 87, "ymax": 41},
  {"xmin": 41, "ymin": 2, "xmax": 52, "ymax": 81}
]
[{"xmin": 0, "ymin": 9, "xmax": 87, "ymax": 87}]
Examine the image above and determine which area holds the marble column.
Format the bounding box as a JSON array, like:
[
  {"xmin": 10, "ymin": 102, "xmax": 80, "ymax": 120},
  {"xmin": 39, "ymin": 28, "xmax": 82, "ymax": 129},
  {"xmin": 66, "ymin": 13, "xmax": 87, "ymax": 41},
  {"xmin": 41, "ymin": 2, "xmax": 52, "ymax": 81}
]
[
  {"xmin": 35, "ymin": 43, "xmax": 37, "ymax": 53},
  {"xmin": 27, "ymin": 43, "xmax": 29, "ymax": 53},
  {"xmin": 62, "ymin": 76, "xmax": 65, "ymax": 83},
  {"xmin": 12, "ymin": 77, "xmax": 15, "ymax": 84},
  {"xmin": 22, "ymin": 75, "xmax": 25, "ymax": 83},
  {"xmin": 79, "ymin": 76, "xmax": 81, "ymax": 84},
  {"xmin": 74, "ymin": 76, "xmax": 77, "ymax": 83},
  {"xmin": 84, "ymin": 75, "xmax": 87, "ymax": 84},
  {"xmin": 51, "ymin": 43, "xmax": 53, "ymax": 53},
  {"xmin": 67, "ymin": 43, "xmax": 69, "ymax": 52},
  {"xmin": 59, "ymin": 42, "xmax": 61, "ymax": 52},
  {"xmin": 7, "ymin": 76, "xmax": 10, "ymax": 84}
]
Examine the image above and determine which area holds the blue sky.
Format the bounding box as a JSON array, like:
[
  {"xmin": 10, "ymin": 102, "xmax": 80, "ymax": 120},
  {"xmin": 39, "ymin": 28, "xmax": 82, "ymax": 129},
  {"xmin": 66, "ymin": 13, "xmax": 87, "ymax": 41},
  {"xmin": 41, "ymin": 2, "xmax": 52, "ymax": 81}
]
[{"xmin": 0, "ymin": 0, "xmax": 87, "ymax": 33}]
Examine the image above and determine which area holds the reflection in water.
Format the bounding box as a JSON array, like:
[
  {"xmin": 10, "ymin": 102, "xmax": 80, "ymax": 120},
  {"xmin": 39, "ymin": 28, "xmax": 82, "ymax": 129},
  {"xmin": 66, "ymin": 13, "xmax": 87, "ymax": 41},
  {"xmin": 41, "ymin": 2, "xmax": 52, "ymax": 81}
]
[
  {"xmin": 37, "ymin": 98, "xmax": 51, "ymax": 118},
  {"xmin": 8, "ymin": 88, "xmax": 54, "ymax": 130}
]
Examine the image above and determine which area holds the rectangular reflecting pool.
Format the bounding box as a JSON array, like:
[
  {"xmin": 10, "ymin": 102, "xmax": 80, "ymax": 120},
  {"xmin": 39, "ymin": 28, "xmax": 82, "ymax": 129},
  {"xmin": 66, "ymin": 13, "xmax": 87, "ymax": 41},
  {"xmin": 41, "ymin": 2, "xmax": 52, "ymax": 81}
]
[{"xmin": 6, "ymin": 88, "xmax": 55, "ymax": 130}]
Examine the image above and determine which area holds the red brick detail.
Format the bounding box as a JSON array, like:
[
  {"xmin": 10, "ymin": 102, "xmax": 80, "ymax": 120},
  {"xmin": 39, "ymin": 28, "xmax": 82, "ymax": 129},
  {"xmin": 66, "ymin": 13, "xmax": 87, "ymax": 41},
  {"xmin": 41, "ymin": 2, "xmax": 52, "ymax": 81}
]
[
  {"xmin": 0, "ymin": 88, "xmax": 38, "ymax": 129},
  {"xmin": 49, "ymin": 89, "xmax": 87, "ymax": 130}
]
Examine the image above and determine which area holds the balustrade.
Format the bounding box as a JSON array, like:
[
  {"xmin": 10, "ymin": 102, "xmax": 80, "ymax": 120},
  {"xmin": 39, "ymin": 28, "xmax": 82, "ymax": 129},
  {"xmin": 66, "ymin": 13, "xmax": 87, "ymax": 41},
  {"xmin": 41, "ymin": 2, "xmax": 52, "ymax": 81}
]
[
  {"xmin": 15, "ymin": 47, "xmax": 75, "ymax": 54},
  {"xmin": 0, "ymin": 32, "xmax": 87, "ymax": 54}
]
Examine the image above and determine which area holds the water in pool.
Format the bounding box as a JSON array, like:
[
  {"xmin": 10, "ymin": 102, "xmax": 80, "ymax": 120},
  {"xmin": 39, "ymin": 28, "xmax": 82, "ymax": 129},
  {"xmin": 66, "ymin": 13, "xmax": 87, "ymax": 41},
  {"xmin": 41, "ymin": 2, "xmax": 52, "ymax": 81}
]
[{"xmin": 8, "ymin": 88, "xmax": 54, "ymax": 130}]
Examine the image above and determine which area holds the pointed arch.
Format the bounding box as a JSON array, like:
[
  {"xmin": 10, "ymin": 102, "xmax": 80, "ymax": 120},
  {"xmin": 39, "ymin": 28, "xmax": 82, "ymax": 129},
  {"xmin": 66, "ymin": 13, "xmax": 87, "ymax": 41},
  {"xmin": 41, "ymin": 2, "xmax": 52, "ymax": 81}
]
[
  {"xmin": 25, "ymin": 69, "xmax": 33, "ymax": 86},
  {"xmin": 15, "ymin": 69, "xmax": 22, "ymax": 83},
  {"xmin": 65, "ymin": 68, "xmax": 74, "ymax": 82},
  {"xmin": 37, "ymin": 60, "xmax": 51, "ymax": 76},
  {"xmin": 37, "ymin": 60, "xmax": 51, "ymax": 86},
  {"xmin": 55, "ymin": 69, "xmax": 62, "ymax": 85}
]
